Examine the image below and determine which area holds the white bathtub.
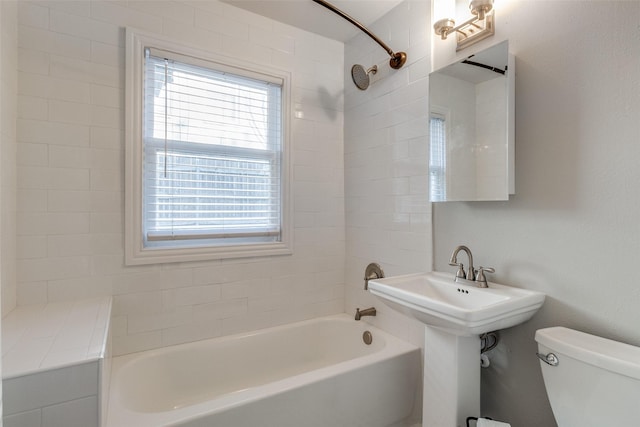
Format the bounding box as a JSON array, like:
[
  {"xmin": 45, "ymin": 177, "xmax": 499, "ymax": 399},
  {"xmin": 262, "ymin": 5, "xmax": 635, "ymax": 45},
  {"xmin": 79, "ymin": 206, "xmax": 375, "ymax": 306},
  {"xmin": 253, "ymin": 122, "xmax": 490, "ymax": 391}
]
[{"xmin": 107, "ymin": 314, "xmax": 421, "ymax": 427}]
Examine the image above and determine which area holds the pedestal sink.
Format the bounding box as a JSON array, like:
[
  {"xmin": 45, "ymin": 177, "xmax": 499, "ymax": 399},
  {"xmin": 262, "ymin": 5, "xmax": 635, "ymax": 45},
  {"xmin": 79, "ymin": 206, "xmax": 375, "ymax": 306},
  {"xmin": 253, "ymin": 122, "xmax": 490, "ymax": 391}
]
[{"xmin": 368, "ymin": 272, "xmax": 545, "ymax": 427}]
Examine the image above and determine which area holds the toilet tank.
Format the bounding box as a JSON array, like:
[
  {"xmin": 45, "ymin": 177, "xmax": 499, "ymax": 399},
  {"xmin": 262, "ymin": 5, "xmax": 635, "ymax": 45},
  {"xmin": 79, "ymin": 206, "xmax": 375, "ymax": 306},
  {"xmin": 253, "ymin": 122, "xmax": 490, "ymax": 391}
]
[{"xmin": 535, "ymin": 327, "xmax": 640, "ymax": 426}]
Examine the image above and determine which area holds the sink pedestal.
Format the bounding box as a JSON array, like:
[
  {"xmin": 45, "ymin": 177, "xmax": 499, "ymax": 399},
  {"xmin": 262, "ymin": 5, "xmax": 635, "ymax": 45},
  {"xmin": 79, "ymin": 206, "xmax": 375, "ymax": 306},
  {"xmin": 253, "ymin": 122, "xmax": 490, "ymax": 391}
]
[
  {"xmin": 367, "ymin": 271, "xmax": 545, "ymax": 426},
  {"xmin": 423, "ymin": 326, "xmax": 481, "ymax": 427}
]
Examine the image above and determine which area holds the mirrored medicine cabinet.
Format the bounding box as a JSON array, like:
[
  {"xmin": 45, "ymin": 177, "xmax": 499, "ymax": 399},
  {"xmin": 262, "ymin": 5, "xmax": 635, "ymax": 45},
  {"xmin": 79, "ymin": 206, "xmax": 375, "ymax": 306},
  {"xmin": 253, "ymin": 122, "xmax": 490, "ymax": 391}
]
[{"xmin": 429, "ymin": 40, "xmax": 514, "ymax": 202}]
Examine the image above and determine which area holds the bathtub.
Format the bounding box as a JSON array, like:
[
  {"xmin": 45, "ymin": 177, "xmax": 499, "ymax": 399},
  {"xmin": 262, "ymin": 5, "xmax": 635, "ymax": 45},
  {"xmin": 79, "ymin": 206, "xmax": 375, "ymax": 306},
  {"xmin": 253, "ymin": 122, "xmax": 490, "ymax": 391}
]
[{"xmin": 107, "ymin": 314, "xmax": 421, "ymax": 427}]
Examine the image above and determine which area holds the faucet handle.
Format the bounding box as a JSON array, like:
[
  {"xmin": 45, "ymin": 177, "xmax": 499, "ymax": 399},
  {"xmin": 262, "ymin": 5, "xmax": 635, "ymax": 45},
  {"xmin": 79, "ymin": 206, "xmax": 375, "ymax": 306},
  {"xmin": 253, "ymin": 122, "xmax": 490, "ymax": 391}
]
[
  {"xmin": 476, "ymin": 267, "xmax": 495, "ymax": 287},
  {"xmin": 449, "ymin": 261, "xmax": 466, "ymax": 279}
]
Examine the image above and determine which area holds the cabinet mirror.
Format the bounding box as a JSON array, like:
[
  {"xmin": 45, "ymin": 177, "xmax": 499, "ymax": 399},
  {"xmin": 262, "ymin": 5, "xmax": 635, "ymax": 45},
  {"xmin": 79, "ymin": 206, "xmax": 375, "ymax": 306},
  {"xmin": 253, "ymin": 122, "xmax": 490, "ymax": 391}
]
[{"xmin": 429, "ymin": 40, "xmax": 514, "ymax": 202}]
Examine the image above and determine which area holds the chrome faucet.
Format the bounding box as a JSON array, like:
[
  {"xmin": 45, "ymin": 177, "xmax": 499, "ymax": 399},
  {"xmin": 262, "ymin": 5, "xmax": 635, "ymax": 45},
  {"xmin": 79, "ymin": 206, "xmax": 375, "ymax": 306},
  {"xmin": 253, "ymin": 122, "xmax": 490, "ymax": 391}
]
[
  {"xmin": 449, "ymin": 245, "xmax": 494, "ymax": 288},
  {"xmin": 449, "ymin": 245, "xmax": 475, "ymax": 281},
  {"xmin": 355, "ymin": 307, "xmax": 376, "ymax": 320}
]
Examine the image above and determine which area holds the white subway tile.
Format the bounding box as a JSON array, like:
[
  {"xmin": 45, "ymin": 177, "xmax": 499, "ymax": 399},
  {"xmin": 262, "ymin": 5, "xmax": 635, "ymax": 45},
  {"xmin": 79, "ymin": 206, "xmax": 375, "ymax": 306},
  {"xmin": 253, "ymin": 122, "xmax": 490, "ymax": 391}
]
[
  {"xmin": 18, "ymin": 95, "xmax": 48, "ymax": 120},
  {"xmin": 221, "ymin": 311, "xmax": 273, "ymax": 336},
  {"xmin": 47, "ymin": 190, "xmax": 91, "ymax": 212},
  {"xmin": 2, "ymin": 337, "xmax": 52, "ymax": 379},
  {"xmin": 90, "ymin": 41, "xmax": 122, "ymax": 68},
  {"xmin": 127, "ymin": 306, "xmax": 192, "ymax": 334},
  {"xmin": 195, "ymin": 10, "xmax": 248, "ymax": 40},
  {"xmin": 90, "ymin": 84, "xmax": 121, "ymax": 108},
  {"xmin": 17, "ymin": 256, "xmax": 91, "ymax": 282},
  {"xmin": 17, "ymin": 165, "xmax": 48, "ymax": 190},
  {"xmin": 89, "ymin": 190, "xmax": 122, "ymax": 213},
  {"xmin": 48, "ymin": 100, "xmax": 91, "ymax": 125},
  {"xmin": 181, "ymin": 0, "xmax": 226, "ymax": 16},
  {"xmin": 222, "ymin": 36, "xmax": 272, "ymax": 66},
  {"xmin": 90, "ymin": 18, "xmax": 122, "ymax": 47},
  {"xmin": 161, "ymin": 19, "xmax": 223, "ymax": 53},
  {"xmin": 160, "ymin": 318, "xmax": 222, "ymax": 347},
  {"xmin": 90, "ymin": 147, "xmax": 121, "ymax": 171},
  {"xmin": 89, "ymin": 233, "xmax": 122, "ymax": 255},
  {"xmin": 41, "ymin": 395, "xmax": 98, "ymax": 427},
  {"xmin": 18, "ymin": 119, "xmax": 90, "ymax": 146},
  {"xmin": 49, "ymin": 54, "xmax": 92, "ymax": 84},
  {"xmin": 17, "ymin": 142, "xmax": 48, "ymax": 166},
  {"xmin": 36, "ymin": 0, "xmax": 91, "ymax": 18},
  {"xmin": 47, "ymin": 169, "xmax": 89, "ymax": 192},
  {"xmin": 17, "ymin": 281, "xmax": 48, "ymax": 306},
  {"xmin": 128, "ymin": 0, "xmax": 195, "ymax": 26},
  {"xmin": 48, "ymin": 145, "xmax": 91, "ymax": 169},
  {"xmin": 193, "ymin": 298, "xmax": 247, "ymax": 320},
  {"xmin": 19, "ymin": 25, "xmax": 91, "ymax": 60},
  {"xmin": 49, "ymin": 8, "xmax": 95, "ymax": 39},
  {"xmin": 91, "ymin": 62, "xmax": 122, "ymax": 88},
  {"xmin": 163, "ymin": 284, "xmax": 222, "ymax": 309},
  {"xmin": 90, "ymin": 1, "xmax": 163, "ymax": 33},
  {"xmin": 18, "ymin": 48, "xmax": 49, "ymax": 75},
  {"xmin": 112, "ymin": 291, "xmax": 162, "ymax": 317},
  {"xmin": 17, "ymin": 235, "xmax": 47, "ymax": 259},
  {"xmin": 110, "ymin": 269, "xmax": 186, "ymax": 295},
  {"xmin": 18, "ymin": 72, "xmax": 50, "ymax": 98},
  {"xmin": 17, "ymin": 212, "xmax": 48, "ymax": 236},
  {"xmin": 4, "ymin": 408, "xmax": 42, "ymax": 427},
  {"xmin": 46, "ymin": 235, "xmax": 92, "ymax": 257},
  {"xmin": 112, "ymin": 329, "xmax": 161, "ymax": 356},
  {"xmin": 89, "ymin": 168, "xmax": 121, "ymax": 191},
  {"xmin": 18, "ymin": 2, "xmax": 49, "ymax": 29},
  {"xmin": 222, "ymin": 2, "xmax": 273, "ymax": 32},
  {"xmin": 47, "ymin": 277, "xmax": 112, "ymax": 302},
  {"xmin": 90, "ymin": 212, "xmax": 121, "ymax": 234},
  {"xmin": 90, "ymin": 105, "xmax": 121, "ymax": 129}
]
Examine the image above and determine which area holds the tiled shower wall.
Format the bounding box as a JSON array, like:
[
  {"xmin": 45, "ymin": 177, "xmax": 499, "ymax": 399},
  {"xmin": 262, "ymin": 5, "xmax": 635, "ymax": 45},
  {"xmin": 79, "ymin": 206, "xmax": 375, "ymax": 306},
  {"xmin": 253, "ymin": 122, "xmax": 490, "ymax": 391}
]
[
  {"xmin": 15, "ymin": 0, "xmax": 345, "ymax": 356},
  {"xmin": 344, "ymin": 1, "xmax": 431, "ymax": 346},
  {"xmin": 1, "ymin": 0, "xmax": 19, "ymax": 417},
  {"xmin": 2, "ymin": 0, "xmax": 18, "ymax": 317}
]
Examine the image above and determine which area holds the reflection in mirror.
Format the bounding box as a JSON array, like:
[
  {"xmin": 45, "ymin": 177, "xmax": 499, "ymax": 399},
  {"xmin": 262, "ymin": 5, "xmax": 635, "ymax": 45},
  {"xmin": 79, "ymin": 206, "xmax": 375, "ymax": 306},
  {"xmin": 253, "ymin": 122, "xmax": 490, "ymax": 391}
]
[{"xmin": 429, "ymin": 40, "xmax": 514, "ymax": 202}]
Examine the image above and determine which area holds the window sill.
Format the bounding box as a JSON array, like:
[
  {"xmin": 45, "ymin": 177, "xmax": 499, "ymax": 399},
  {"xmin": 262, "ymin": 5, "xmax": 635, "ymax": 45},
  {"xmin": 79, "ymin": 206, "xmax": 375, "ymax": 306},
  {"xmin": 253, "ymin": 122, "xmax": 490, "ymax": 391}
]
[{"xmin": 124, "ymin": 241, "xmax": 292, "ymax": 265}]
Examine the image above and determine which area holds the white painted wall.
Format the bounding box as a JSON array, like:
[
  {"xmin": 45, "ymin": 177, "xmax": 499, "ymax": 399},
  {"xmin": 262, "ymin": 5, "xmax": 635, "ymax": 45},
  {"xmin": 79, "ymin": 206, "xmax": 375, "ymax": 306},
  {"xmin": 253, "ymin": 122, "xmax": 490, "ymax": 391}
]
[
  {"xmin": 433, "ymin": 1, "xmax": 640, "ymax": 425},
  {"xmin": 15, "ymin": 0, "xmax": 345, "ymax": 356}
]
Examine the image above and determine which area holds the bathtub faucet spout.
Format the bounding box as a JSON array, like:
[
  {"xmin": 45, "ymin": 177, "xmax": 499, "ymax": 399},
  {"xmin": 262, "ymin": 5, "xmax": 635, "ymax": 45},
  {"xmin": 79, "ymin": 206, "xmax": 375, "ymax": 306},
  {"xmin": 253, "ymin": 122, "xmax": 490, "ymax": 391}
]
[{"xmin": 355, "ymin": 307, "xmax": 376, "ymax": 321}]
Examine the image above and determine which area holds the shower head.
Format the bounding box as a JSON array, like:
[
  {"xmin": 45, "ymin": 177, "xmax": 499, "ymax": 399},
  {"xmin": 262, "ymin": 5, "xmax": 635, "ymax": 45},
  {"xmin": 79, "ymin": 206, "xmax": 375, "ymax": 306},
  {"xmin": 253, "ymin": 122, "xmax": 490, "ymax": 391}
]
[{"xmin": 351, "ymin": 64, "xmax": 377, "ymax": 90}]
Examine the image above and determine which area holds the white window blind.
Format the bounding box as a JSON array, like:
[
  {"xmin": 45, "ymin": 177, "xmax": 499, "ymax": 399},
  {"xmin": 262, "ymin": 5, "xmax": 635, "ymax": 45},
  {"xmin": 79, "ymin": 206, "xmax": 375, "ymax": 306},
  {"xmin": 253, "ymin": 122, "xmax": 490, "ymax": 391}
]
[
  {"xmin": 143, "ymin": 48, "xmax": 283, "ymax": 248},
  {"xmin": 429, "ymin": 114, "xmax": 446, "ymax": 202}
]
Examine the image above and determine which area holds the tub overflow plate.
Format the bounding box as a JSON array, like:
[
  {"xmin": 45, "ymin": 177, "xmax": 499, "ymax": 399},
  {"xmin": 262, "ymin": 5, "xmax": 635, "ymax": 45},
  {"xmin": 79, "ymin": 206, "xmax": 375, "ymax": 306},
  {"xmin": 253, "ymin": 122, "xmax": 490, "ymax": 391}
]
[{"xmin": 363, "ymin": 331, "xmax": 373, "ymax": 345}]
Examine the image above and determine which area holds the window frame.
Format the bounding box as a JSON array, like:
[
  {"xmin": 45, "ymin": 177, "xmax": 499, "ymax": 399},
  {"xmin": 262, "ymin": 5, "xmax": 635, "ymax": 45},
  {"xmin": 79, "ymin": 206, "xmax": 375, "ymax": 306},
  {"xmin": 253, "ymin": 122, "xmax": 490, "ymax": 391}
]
[
  {"xmin": 429, "ymin": 105, "xmax": 450, "ymax": 203},
  {"xmin": 125, "ymin": 28, "xmax": 292, "ymax": 265}
]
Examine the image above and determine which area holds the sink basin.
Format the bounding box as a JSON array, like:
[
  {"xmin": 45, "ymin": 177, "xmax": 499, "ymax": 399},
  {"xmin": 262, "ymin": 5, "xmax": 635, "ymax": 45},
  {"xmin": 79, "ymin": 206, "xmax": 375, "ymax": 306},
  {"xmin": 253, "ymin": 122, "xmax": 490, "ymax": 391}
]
[{"xmin": 368, "ymin": 271, "xmax": 545, "ymax": 336}]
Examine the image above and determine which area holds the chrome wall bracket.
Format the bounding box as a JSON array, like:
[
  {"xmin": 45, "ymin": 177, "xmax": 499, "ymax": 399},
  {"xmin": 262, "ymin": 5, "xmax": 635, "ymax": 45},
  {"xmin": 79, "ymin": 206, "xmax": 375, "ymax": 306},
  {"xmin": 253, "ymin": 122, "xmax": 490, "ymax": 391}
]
[{"xmin": 456, "ymin": 10, "xmax": 495, "ymax": 51}]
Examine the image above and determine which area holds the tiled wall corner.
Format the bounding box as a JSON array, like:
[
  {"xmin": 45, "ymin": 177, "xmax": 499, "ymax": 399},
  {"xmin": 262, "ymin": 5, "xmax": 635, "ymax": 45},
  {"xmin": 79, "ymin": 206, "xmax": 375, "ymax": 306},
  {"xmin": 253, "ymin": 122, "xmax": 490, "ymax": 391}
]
[
  {"xmin": 1, "ymin": 0, "xmax": 19, "ymax": 317},
  {"xmin": 344, "ymin": 0, "xmax": 431, "ymax": 347}
]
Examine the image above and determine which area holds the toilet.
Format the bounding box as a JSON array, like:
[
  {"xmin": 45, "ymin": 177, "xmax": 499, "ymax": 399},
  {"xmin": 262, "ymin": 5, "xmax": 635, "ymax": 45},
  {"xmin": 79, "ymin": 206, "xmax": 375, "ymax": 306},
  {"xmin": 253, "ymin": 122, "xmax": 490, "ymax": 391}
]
[{"xmin": 535, "ymin": 326, "xmax": 640, "ymax": 426}]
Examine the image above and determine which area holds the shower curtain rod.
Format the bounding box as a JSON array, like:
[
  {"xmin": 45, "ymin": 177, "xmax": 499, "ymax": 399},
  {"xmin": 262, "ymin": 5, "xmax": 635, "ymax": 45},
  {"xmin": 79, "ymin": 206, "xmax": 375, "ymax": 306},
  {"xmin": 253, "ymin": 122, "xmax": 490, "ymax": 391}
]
[
  {"xmin": 311, "ymin": 0, "xmax": 407, "ymax": 70},
  {"xmin": 461, "ymin": 59, "xmax": 506, "ymax": 75}
]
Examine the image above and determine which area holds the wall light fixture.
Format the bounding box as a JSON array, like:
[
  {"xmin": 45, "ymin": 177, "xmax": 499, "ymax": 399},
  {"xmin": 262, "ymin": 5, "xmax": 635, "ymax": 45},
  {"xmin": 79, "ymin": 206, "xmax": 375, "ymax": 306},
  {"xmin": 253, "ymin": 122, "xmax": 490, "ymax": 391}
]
[{"xmin": 433, "ymin": 0, "xmax": 495, "ymax": 51}]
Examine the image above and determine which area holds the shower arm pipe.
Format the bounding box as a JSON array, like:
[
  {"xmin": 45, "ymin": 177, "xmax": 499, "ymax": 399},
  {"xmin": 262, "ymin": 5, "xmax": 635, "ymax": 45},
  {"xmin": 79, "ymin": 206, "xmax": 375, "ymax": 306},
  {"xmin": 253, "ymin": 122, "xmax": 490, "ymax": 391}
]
[{"xmin": 312, "ymin": 0, "xmax": 407, "ymax": 69}]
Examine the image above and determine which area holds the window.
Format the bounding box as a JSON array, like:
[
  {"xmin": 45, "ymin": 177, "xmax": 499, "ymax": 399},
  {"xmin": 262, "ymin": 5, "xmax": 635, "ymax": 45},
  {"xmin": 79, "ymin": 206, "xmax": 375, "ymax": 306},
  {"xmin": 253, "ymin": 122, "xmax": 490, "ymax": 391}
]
[
  {"xmin": 429, "ymin": 113, "xmax": 447, "ymax": 202},
  {"xmin": 126, "ymin": 29, "xmax": 291, "ymax": 264}
]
